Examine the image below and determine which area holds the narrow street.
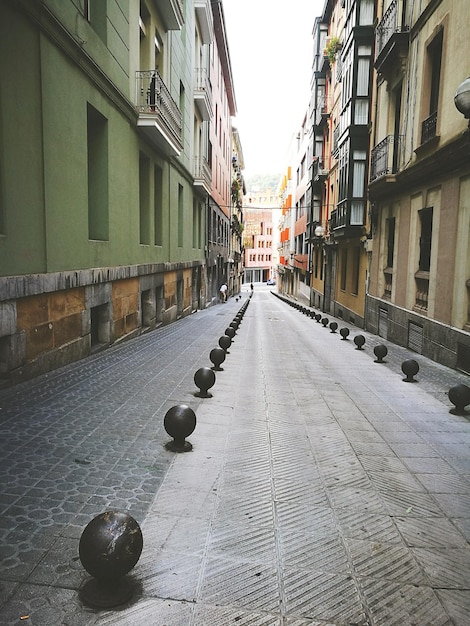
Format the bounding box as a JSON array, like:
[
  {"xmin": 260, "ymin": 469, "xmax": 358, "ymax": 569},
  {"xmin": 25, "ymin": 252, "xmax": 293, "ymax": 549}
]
[{"xmin": 1, "ymin": 286, "xmax": 469, "ymax": 625}]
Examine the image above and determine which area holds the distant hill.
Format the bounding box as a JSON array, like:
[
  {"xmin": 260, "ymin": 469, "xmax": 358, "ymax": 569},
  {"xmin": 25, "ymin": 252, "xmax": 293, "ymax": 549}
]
[{"xmin": 245, "ymin": 173, "xmax": 280, "ymax": 193}]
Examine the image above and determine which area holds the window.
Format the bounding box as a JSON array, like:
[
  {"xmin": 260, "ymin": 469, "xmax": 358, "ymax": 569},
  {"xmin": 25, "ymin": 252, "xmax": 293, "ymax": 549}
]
[
  {"xmin": 352, "ymin": 246, "xmax": 360, "ymax": 295},
  {"xmin": 86, "ymin": 0, "xmax": 107, "ymax": 42},
  {"xmin": 154, "ymin": 28, "xmax": 163, "ymax": 71},
  {"xmin": 178, "ymin": 184, "xmax": 184, "ymax": 247},
  {"xmin": 87, "ymin": 104, "xmax": 108, "ymax": 241},
  {"xmin": 154, "ymin": 165, "xmax": 163, "ymax": 246},
  {"xmin": 179, "ymin": 82, "xmax": 185, "ymax": 142},
  {"xmin": 354, "ymin": 46, "xmax": 372, "ymax": 124},
  {"xmin": 359, "ymin": 0, "xmax": 374, "ymax": 26},
  {"xmin": 341, "ymin": 249, "xmax": 348, "ymax": 291},
  {"xmin": 418, "ymin": 207, "xmax": 433, "ymax": 272},
  {"xmin": 429, "ymin": 31, "xmax": 443, "ymax": 117},
  {"xmin": 193, "ymin": 199, "xmax": 202, "ymax": 249},
  {"xmin": 421, "ymin": 30, "xmax": 443, "ymax": 143},
  {"xmin": 351, "ymin": 150, "xmax": 366, "ymax": 224},
  {"xmin": 392, "ymin": 84, "xmax": 403, "ymax": 172},
  {"xmin": 139, "ymin": 153, "xmax": 151, "ymax": 244},
  {"xmin": 386, "ymin": 217, "xmax": 395, "ymax": 268}
]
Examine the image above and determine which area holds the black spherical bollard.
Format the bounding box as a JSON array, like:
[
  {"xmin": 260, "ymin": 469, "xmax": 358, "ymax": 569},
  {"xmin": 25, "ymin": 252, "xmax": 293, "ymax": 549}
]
[
  {"xmin": 448, "ymin": 383, "xmax": 470, "ymax": 415},
  {"xmin": 340, "ymin": 327, "xmax": 350, "ymax": 340},
  {"xmin": 194, "ymin": 366, "xmax": 216, "ymax": 398},
  {"xmin": 374, "ymin": 344, "xmax": 388, "ymax": 363},
  {"xmin": 322, "ymin": 317, "xmax": 329, "ymax": 327},
  {"xmin": 354, "ymin": 334, "xmax": 366, "ymax": 350},
  {"xmin": 225, "ymin": 327, "xmax": 235, "ymax": 340},
  {"xmin": 230, "ymin": 320, "xmax": 239, "ymax": 331},
  {"xmin": 402, "ymin": 359, "xmax": 419, "ymax": 382},
  {"xmin": 329, "ymin": 321, "xmax": 338, "ymax": 333},
  {"xmin": 210, "ymin": 347, "xmax": 226, "ymax": 371},
  {"xmin": 164, "ymin": 404, "xmax": 197, "ymax": 451},
  {"xmin": 315, "ymin": 313, "xmax": 322, "ymax": 323},
  {"xmin": 219, "ymin": 335, "xmax": 231, "ymax": 354},
  {"xmin": 79, "ymin": 511, "xmax": 143, "ymax": 608}
]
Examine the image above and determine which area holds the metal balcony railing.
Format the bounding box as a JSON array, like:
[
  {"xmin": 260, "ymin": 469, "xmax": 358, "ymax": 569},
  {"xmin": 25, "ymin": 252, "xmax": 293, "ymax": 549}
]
[
  {"xmin": 315, "ymin": 95, "xmax": 330, "ymax": 126},
  {"xmin": 194, "ymin": 67, "xmax": 212, "ymax": 119},
  {"xmin": 193, "ymin": 156, "xmax": 211, "ymax": 189},
  {"xmin": 195, "ymin": 67, "xmax": 211, "ymax": 93},
  {"xmin": 135, "ymin": 70, "xmax": 182, "ymax": 143},
  {"xmin": 375, "ymin": 0, "xmax": 407, "ymax": 60},
  {"xmin": 421, "ymin": 111, "xmax": 438, "ymax": 145},
  {"xmin": 370, "ymin": 135, "xmax": 403, "ymax": 181}
]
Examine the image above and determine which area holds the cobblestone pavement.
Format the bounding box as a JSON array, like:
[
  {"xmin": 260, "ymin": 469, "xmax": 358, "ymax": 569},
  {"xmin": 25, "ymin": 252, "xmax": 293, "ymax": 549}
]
[{"xmin": 1, "ymin": 286, "xmax": 469, "ymax": 625}]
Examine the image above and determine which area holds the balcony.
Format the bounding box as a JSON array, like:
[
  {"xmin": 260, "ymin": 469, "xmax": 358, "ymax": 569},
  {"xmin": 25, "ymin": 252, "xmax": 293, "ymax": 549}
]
[
  {"xmin": 135, "ymin": 70, "xmax": 183, "ymax": 157},
  {"xmin": 374, "ymin": 0, "xmax": 409, "ymax": 79},
  {"xmin": 312, "ymin": 157, "xmax": 328, "ymax": 189},
  {"xmin": 330, "ymin": 199, "xmax": 364, "ymax": 239},
  {"xmin": 158, "ymin": 0, "xmax": 184, "ymax": 30},
  {"xmin": 370, "ymin": 135, "xmax": 402, "ymax": 182},
  {"xmin": 194, "ymin": 68, "xmax": 212, "ymax": 121},
  {"xmin": 193, "ymin": 156, "xmax": 211, "ymax": 195},
  {"xmin": 421, "ymin": 111, "xmax": 438, "ymax": 145},
  {"xmin": 195, "ymin": 0, "xmax": 213, "ymax": 44},
  {"xmin": 314, "ymin": 95, "xmax": 330, "ymax": 129}
]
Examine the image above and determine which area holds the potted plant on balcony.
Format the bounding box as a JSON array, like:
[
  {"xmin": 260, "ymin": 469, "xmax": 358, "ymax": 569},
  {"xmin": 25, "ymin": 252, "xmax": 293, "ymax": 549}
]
[{"xmin": 325, "ymin": 36, "xmax": 342, "ymax": 63}]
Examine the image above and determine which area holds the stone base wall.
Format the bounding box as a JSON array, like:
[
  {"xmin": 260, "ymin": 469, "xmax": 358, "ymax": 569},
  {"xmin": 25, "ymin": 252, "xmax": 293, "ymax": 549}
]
[
  {"xmin": 0, "ymin": 262, "xmax": 205, "ymax": 385},
  {"xmin": 365, "ymin": 295, "xmax": 470, "ymax": 373}
]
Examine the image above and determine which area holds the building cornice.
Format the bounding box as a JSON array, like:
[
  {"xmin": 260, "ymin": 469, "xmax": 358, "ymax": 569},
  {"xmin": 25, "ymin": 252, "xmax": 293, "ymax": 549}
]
[{"xmin": 211, "ymin": 0, "xmax": 237, "ymax": 116}]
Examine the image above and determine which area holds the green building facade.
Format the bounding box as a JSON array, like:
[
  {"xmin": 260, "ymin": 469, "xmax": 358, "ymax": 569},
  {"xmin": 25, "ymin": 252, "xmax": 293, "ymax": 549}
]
[{"xmin": 0, "ymin": 0, "xmax": 218, "ymax": 382}]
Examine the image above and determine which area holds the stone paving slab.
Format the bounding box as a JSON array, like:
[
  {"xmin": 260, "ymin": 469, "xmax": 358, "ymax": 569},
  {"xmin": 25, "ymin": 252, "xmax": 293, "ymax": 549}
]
[{"xmin": 1, "ymin": 287, "xmax": 470, "ymax": 625}]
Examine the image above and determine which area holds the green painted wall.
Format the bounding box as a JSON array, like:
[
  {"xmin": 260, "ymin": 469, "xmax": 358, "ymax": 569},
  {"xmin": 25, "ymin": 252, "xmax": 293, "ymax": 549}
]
[
  {"xmin": 0, "ymin": 0, "xmax": 205, "ymax": 278},
  {"xmin": 0, "ymin": 5, "xmax": 47, "ymax": 274}
]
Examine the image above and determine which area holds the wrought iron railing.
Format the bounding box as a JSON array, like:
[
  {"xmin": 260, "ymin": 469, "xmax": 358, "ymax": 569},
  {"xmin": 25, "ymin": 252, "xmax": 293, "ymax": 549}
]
[
  {"xmin": 421, "ymin": 111, "xmax": 437, "ymax": 144},
  {"xmin": 315, "ymin": 95, "xmax": 330, "ymax": 126},
  {"xmin": 135, "ymin": 70, "xmax": 181, "ymax": 140},
  {"xmin": 375, "ymin": 0, "xmax": 407, "ymax": 60},
  {"xmin": 195, "ymin": 67, "xmax": 211, "ymax": 96},
  {"xmin": 370, "ymin": 135, "xmax": 402, "ymax": 181},
  {"xmin": 193, "ymin": 156, "xmax": 211, "ymax": 188}
]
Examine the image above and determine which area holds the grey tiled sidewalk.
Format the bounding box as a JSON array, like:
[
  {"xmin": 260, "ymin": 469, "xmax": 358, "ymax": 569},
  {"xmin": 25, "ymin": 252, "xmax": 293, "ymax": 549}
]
[{"xmin": 1, "ymin": 286, "xmax": 470, "ymax": 625}]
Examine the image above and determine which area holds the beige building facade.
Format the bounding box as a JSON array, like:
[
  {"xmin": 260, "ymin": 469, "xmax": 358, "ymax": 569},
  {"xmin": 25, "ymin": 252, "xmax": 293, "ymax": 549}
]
[{"xmin": 367, "ymin": 0, "xmax": 470, "ymax": 371}]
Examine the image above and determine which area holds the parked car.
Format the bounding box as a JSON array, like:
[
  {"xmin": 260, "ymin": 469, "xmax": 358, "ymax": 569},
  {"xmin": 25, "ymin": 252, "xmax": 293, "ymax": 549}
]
[{"xmin": 266, "ymin": 278, "xmax": 276, "ymax": 286}]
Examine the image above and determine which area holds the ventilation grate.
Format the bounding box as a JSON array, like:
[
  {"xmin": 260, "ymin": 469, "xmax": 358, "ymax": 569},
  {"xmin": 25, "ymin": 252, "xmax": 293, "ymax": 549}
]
[
  {"xmin": 408, "ymin": 321, "xmax": 423, "ymax": 354},
  {"xmin": 378, "ymin": 307, "xmax": 388, "ymax": 339}
]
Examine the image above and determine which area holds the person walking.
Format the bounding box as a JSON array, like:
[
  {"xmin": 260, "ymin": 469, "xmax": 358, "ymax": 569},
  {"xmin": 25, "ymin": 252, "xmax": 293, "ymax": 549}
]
[{"xmin": 219, "ymin": 283, "xmax": 228, "ymax": 302}]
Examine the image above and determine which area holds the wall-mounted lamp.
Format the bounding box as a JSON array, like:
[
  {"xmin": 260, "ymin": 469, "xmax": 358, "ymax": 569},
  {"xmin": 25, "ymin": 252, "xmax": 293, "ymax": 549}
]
[
  {"xmin": 454, "ymin": 77, "xmax": 470, "ymax": 129},
  {"xmin": 314, "ymin": 225, "xmax": 325, "ymax": 238}
]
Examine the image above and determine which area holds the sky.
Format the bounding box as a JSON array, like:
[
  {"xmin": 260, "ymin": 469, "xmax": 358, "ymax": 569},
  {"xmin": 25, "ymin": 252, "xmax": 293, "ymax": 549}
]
[{"xmin": 223, "ymin": 0, "xmax": 325, "ymax": 179}]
